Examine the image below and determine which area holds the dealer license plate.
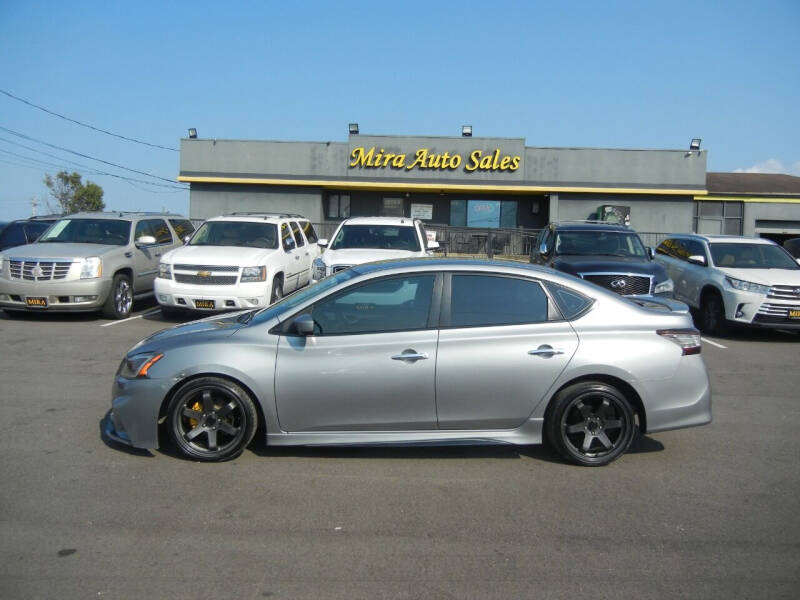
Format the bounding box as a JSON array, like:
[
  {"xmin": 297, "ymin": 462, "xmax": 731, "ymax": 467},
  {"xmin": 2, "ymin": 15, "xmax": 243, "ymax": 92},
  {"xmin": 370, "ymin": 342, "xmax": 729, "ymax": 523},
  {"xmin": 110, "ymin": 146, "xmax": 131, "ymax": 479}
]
[
  {"xmin": 194, "ymin": 299, "xmax": 215, "ymax": 309},
  {"xmin": 789, "ymin": 309, "xmax": 800, "ymax": 319},
  {"xmin": 26, "ymin": 297, "xmax": 48, "ymax": 308}
]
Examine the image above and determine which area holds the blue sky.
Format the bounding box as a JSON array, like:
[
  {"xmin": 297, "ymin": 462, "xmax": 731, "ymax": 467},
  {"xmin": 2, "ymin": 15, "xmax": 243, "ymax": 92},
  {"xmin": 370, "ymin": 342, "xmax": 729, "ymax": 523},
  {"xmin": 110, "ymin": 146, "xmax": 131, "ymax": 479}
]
[{"xmin": 1, "ymin": 0, "xmax": 798, "ymax": 221}]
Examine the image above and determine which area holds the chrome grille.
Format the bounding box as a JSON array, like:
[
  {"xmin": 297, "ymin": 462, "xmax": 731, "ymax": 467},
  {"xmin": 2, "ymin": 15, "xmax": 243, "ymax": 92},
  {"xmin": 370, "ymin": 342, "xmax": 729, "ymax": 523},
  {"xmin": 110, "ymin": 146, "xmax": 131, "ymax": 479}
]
[
  {"xmin": 173, "ymin": 264, "xmax": 239, "ymax": 272},
  {"xmin": 10, "ymin": 259, "xmax": 73, "ymax": 281},
  {"xmin": 174, "ymin": 274, "xmax": 238, "ymax": 285},
  {"xmin": 768, "ymin": 285, "xmax": 800, "ymax": 301},
  {"xmin": 332, "ymin": 265, "xmax": 352, "ymax": 273},
  {"xmin": 758, "ymin": 302, "xmax": 800, "ymax": 316},
  {"xmin": 581, "ymin": 274, "xmax": 652, "ymax": 296}
]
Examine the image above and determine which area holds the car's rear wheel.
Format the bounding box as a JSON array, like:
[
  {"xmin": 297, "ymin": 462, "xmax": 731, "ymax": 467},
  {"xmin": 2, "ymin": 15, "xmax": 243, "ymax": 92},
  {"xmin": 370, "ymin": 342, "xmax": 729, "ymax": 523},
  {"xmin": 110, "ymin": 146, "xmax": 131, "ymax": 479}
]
[
  {"xmin": 700, "ymin": 291, "xmax": 728, "ymax": 336},
  {"xmin": 167, "ymin": 377, "xmax": 257, "ymax": 462},
  {"xmin": 546, "ymin": 381, "xmax": 636, "ymax": 466},
  {"xmin": 103, "ymin": 273, "xmax": 133, "ymax": 319}
]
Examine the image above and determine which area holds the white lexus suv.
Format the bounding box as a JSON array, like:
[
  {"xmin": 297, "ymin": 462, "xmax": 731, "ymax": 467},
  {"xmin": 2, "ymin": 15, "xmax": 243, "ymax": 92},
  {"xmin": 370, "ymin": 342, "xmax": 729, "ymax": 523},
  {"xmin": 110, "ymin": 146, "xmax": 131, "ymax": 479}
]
[
  {"xmin": 311, "ymin": 216, "xmax": 439, "ymax": 282},
  {"xmin": 655, "ymin": 234, "xmax": 800, "ymax": 334},
  {"xmin": 155, "ymin": 213, "xmax": 320, "ymax": 317}
]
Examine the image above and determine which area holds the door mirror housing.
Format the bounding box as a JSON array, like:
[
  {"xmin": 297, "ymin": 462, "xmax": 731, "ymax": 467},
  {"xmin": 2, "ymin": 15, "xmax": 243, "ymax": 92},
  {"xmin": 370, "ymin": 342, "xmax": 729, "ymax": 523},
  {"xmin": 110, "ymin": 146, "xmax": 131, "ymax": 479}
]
[
  {"xmin": 293, "ymin": 313, "xmax": 315, "ymax": 336},
  {"xmin": 135, "ymin": 235, "xmax": 156, "ymax": 247},
  {"xmin": 317, "ymin": 238, "xmax": 328, "ymax": 248},
  {"xmin": 687, "ymin": 254, "xmax": 706, "ymax": 266}
]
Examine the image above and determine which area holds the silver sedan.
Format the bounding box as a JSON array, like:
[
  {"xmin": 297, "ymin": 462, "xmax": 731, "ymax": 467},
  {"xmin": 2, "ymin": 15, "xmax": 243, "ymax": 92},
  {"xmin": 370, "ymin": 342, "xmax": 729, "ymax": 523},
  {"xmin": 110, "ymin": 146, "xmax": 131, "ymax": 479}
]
[{"xmin": 106, "ymin": 258, "xmax": 711, "ymax": 466}]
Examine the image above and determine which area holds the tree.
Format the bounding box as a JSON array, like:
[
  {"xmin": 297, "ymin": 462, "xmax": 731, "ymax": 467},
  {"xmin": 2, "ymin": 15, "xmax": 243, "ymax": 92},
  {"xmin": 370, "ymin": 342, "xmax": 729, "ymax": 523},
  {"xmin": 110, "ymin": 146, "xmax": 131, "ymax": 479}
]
[{"xmin": 43, "ymin": 171, "xmax": 105, "ymax": 214}]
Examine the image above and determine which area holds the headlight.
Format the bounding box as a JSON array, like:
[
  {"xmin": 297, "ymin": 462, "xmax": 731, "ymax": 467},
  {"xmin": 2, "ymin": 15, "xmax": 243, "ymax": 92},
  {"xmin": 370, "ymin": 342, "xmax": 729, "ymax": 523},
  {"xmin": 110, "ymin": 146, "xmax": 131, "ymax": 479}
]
[
  {"xmin": 240, "ymin": 266, "xmax": 266, "ymax": 282},
  {"xmin": 725, "ymin": 277, "xmax": 770, "ymax": 295},
  {"xmin": 158, "ymin": 262, "xmax": 172, "ymax": 279},
  {"xmin": 312, "ymin": 257, "xmax": 327, "ymax": 280},
  {"xmin": 117, "ymin": 352, "xmax": 164, "ymax": 378},
  {"xmin": 79, "ymin": 257, "xmax": 102, "ymax": 279},
  {"xmin": 654, "ymin": 278, "xmax": 674, "ymax": 295}
]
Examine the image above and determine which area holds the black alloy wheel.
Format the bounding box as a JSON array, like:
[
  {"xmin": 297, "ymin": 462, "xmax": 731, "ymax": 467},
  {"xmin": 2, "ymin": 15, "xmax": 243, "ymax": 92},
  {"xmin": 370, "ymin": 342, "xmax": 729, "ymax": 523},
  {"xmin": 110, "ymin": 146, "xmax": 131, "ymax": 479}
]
[
  {"xmin": 546, "ymin": 381, "xmax": 636, "ymax": 466},
  {"xmin": 270, "ymin": 278, "xmax": 283, "ymax": 304},
  {"xmin": 700, "ymin": 292, "xmax": 728, "ymax": 336},
  {"xmin": 167, "ymin": 377, "xmax": 257, "ymax": 462},
  {"xmin": 103, "ymin": 273, "xmax": 133, "ymax": 319}
]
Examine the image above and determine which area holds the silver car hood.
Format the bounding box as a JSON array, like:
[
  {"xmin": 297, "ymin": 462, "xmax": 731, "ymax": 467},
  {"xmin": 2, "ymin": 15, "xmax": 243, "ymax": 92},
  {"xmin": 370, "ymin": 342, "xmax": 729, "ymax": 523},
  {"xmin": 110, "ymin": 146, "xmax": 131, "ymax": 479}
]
[
  {"xmin": 4, "ymin": 242, "xmax": 121, "ymax": 259},
  {"xmin": 128, "ymin": 312, "xmax": 245, "ymax": 354}
]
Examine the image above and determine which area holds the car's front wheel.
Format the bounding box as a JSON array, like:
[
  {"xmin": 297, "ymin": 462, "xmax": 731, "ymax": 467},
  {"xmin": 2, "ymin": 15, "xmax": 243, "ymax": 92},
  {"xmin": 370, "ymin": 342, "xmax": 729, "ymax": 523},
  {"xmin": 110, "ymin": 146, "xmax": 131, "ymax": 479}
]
[
  {"xmin": 167, "ymin": 377, "xmax": 258, "ymax": 462},
  {"xmin": 546, "ymin": 381, "xmax": 636, "ymax": 466},
  {"xmin": 700, "ymin": 291, "xmax": 729, "ymax": 336},
  {"xmin": 103, "ymin": 273, "xmax": 133, "ymax": 319},
  {"xmin": 270, "ymin": 277, "xmax": 283, "ymax": 304}
]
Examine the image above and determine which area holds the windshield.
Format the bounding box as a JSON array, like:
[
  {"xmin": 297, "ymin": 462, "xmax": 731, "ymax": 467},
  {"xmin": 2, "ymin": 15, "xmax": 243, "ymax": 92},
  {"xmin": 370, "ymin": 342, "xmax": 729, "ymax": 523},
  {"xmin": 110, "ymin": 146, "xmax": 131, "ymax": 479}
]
[
  {"xmin": 248, "ymin": 268, "xmax": 360, "ymax": 326},
  {"xmin": 38, "ymin": 219, "xmax": 131, "ymax": 245},
  {"xmin": 330, "ymin": 224, "xmax": 421, "ymax": 251},
  {"xmin": 709, "ymin": 243, "xmax": 799, "ymax": 269},
  {"xmin": 554, "ymin": 231, "xmax": 647, "ymax": 257},
  {"xmin": 189, "ymin": 221, "xmax": 278, "ymax": 249}
]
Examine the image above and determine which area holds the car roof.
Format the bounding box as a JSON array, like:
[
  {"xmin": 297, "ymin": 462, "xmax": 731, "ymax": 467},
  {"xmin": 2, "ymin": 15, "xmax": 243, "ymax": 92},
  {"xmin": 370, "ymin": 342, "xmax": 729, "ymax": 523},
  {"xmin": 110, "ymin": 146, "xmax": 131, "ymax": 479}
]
[
  {"xmin": 342, "ymin": 217, "xmax": 418, "ymax": 226},
  {"xmin": 60, "ymin": 211, "xmax": 186, "ymax": 220},
  {"xmin": 669, "ymin": 234, "xmax": 777, "ymax": 245},
  {"xmin": 207, "ymin": 213, "xmax": 308, "ymax": 223},
  {"xmin": 552, "ymin": 222, "xmax": 632, "ymax": 232},
  {"xmin": 350, "ymin": 256, "xmax": 560, "ymax": 279}
]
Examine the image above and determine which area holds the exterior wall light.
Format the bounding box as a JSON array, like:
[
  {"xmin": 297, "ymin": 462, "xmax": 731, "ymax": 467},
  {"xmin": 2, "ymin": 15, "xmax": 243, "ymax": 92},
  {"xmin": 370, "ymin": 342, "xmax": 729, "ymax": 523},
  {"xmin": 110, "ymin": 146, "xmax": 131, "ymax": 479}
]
[
  {"xmin": 462, "ymin": 125, "xmax": 473, "ymax": 137},
  {"xmin": 690, "ymin": 138, "xmax": 701, "ymax": 151},
  {"xmin": 188, "ymin": 128, "xmax": 198, "ymax": 139},
  {"xmin": 349, "ymin": 123, "xmax": 359, "ymax": 135}
]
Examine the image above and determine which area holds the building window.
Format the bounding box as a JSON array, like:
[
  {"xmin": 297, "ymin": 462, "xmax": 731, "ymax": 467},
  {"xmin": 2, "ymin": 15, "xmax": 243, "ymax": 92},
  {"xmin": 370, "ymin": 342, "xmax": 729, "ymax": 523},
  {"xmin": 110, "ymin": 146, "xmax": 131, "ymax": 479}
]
[
  {"xmin": 449, "ymin": 199, "xmax": 517, "ymax": 228},
  {"xmin": 380, "ymin": 197, "xmax": 404, "ymax": 217},
  {"xmin": 694, "ymin": 201, "xmax": 742, "ymax": 235},
  {"xmin": 327, "ymin": 194, "xmax": 350, "ymax": 219}
]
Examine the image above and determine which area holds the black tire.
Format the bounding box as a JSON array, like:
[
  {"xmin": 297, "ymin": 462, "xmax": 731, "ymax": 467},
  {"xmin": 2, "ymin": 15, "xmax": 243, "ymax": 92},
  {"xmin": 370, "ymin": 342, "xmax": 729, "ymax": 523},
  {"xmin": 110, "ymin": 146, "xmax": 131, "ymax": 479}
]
[
  {"xmin": 102, "ymin": 273, "xmax": 133, "ymax": 319},
  {"xmin": 270, "ymin": 277, "xmax": 283, "ymax": 304},
  {"xmin": 546, "ymin": 381, "xmax": 636, "ymax": 467},
  {"xmin": 167, "ymin": 377, "xmax": 257, "ymax": 462},
  {"xmin": 700, "ymin": 291, "xmax": 728, "ymax": 336}
]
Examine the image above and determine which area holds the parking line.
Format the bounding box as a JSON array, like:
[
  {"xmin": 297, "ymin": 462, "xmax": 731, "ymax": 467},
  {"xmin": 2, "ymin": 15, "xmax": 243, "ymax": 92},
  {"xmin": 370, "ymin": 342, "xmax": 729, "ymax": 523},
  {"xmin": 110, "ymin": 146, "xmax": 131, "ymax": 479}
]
[
  {"xmin": 701, "ymin": 337, "xmax": 727, "ymax": 349},
  {"xmin": 100, "ymin": 308, "xmax": 161, "ymax": 327}
]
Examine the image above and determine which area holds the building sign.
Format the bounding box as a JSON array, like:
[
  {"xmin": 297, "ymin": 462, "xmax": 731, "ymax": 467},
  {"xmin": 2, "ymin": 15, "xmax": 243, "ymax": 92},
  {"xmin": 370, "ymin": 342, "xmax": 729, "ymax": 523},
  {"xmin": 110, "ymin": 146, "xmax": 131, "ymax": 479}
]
[
  {"xmin": 410, "ymin": 203, "xmax": 433, "ymax": 220},
  {"xmin": 349, "ymin": 146, "xmax": 521, "ymax": 173}
]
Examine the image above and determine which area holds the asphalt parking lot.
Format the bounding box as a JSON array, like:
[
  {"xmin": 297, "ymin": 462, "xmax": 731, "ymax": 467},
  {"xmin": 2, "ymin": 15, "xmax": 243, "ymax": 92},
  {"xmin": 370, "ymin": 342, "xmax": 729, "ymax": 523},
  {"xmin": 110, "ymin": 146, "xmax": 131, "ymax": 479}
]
[{"xmin": 1, "ymin": 301, "xmax": 798, "ymax": 599}]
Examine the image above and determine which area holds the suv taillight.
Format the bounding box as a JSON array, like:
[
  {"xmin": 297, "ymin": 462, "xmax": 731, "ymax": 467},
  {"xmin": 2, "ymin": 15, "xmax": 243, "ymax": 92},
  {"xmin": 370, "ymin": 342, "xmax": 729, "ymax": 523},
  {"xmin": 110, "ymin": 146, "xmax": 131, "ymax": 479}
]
[{"xmin": 657, "ymin": 328, "xmax": 702, "ymax": 355}]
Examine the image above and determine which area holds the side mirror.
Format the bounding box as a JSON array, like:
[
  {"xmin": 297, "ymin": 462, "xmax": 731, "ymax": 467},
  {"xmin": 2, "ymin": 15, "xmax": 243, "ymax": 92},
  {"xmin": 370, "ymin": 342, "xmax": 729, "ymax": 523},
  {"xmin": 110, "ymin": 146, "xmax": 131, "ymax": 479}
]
[
  {"xmin": 687, "ymin": 255, "xmax": 706, "ymax": 266},
  {"xmin": 317, "ymin": 238, "xmax": 328, "ymax": 248},
  {"xmin": 538, "ymin": 241, "xmax": 549, "ymax": 256},
  {"xmin": 647, "ymin": 247, "xmax": 655, "ymax": 259},
  {"xmin": 135, "ymin": 235, "xmax": 156, "ymax": 247},
  {"xmin": 796, "ymin": 258, "xmax": 800, "ymax": 267},
  {"xmin": 427, "ymin": 240, "xmax": 440, "ymax": 250},
  {"xmin": 283, "ymin": 236, "xmax": 296, "ymax": 251},
  {"xmin": 183, "ymin": 235, "xmax": 192, "ymax": 245},
  {"xmin": 293, "ymin": 313, "xmax": 315, "ymax": 336}
]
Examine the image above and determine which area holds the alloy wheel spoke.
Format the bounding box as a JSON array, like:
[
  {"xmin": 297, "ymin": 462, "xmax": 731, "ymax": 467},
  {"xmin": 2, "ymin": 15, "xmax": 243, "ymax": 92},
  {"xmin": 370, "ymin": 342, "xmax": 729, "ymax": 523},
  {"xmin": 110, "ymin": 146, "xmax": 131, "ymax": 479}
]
[
  {"xmin": 566, "ymin": 422, "xmax": 586, "ymax": 434},
  {"xmin": 201, "ymin": 390, "xmax": 215, "ymax": 413},
  {"xmin": 218, "ymin": 421, "xmax": 238, "ymax": 436},
  {"xmin": 185, "ymin": 425, "xmax": 205, "ymax": 441},
  {"xmin": 182, "ymin": 407, "xmax": 202, "ymax": 420},
  {"xmin": 206, "ymin": 428, "xmax": 218, "ymax": 451},
  {"xmin": 217, "ymin": 401, "xmax": 237, "ymax": 418},
  {"xmin": 581, "ymin": 432, "xmax": 595, "ymax": 452},
  {"xmin": 575, "ymin": 401, "xmax": 594, "ymax": 419},
  {"xmin": 604, "ymin": 419, "xmax": 623, "ymax": 430},
  {"xmin": 596, "ymin": 432, "xmax": 614, "ymax": 450}
]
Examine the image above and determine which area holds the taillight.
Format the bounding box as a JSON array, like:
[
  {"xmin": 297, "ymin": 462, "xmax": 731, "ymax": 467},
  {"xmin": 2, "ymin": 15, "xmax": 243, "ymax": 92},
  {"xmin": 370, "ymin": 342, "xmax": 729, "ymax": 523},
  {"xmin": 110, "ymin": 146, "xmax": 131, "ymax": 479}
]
[{"xmin": 657, "ymin": 328, "xmax": 702, "ymax": 355}]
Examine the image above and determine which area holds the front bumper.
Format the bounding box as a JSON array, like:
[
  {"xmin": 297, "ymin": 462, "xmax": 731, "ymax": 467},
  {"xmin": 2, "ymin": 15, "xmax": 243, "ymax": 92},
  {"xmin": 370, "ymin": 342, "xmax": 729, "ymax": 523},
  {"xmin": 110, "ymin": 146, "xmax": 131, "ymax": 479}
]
[
  {"xmin": 722, "ymin": 288, "xmax": 800, "ymax": 329},
  {"xmin": 154, "ymin": 278, "xmax": 270, "ymax": 312},
  {"xmin": 0, "ymin": 277, "xmax": 111, "ymax": 312},
  {"xmin": 108, "ymin": 374, "xmax": 173, "ymax": 449}
]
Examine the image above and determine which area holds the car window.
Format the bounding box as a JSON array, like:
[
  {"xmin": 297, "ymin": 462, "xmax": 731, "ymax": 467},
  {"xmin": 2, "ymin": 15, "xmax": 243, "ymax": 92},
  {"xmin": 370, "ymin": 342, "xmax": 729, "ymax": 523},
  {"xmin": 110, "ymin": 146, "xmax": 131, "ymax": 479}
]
[
  {"xmin": 330, "ymin": 224, "xmax": 422, "ymax": 251},
  {"xmin": 290, "ymin": 221, "xmax": 305, "ymax": 247},
  {"xmin": 24, "ymin": 222, "xmax": 53, "ymax": 242},
  {"xmin": 147, "ymin": 219, "xmax": 173, "ymax": 244},
  {"xmin": 0, "ymin": 222, "xmax": 26, "ymax": 249},
  {"xmin": 657, "ymin": 238, "xmax": 693, "ymax": 261},
  {"xmin": 135, "ymin": 220, "xmax": 154, "ymax": 241},
  {"xmin": 40, "ymin": 218, "xmax": 131, "ymax": 246},
  {"xmin": 187, "ymin": 221, "xmax": 278, "ymax": 248},
  {"xmin": 280, "ymin": 223, "xmax": 295, "ymax": 250},
  {"xmin": 169, "ymin": 219, "xmax": 195, "ymax": 240},
  {"xmin": 301, "ymin": 221, "xmax": 318, "ymax": 244},
  {"xmin": 709, "ymin": 243, "xmax": 799, "ymax": 269},
  {"xmin": 310, "ymin": 274, "xmax": 435, "ymax": 335},
  {"xmin": 545, "ymin": 282, "xmax": 593, "ymax": 320},
  {"xmin": 445, "ymin": 274, "xmax": 549, "ymax": 328}
]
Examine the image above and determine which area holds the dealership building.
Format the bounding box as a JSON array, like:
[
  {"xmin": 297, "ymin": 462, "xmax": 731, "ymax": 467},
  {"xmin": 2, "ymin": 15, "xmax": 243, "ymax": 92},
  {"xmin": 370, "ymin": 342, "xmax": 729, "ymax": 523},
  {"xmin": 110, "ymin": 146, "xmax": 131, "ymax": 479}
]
[{"xmin": 178, "ymin": 132, "xmax": 800, "ymax": 242}]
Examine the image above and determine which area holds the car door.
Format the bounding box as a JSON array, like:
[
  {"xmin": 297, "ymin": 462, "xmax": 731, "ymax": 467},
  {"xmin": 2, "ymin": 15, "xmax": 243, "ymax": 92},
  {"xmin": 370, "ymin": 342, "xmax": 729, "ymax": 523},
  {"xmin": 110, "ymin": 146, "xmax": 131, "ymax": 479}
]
[
  {"xmin": 132, "ymin": 219, "xmax": 161, "ymax": 293},
  {"xmin": 435, "ymin": 272, "xmax": 579, "ymax": 430},
  {"xmin": 290, "ymin": 220, "xmax": 312, "ymax": 287},
  {"xmin": 279, "ymin": 222, "xmax": 301, "ymax": 292},
  {"xmin": 274, "ymin": 273, "xmax": 439, "ymax": 431}
]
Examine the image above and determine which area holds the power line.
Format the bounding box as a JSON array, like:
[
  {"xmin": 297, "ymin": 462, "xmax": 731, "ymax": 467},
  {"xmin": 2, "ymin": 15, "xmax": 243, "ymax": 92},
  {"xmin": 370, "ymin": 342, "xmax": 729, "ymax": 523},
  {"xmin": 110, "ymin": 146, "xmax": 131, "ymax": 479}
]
[
  {"xmin": 0, "ymin": 88, "xmax": 179, "ymax": 152},
  {"xmin": 0, "ymin": 139, "xmax": 189, "ymax": 191},
  {"xmin": 0, "ymin": 125, "xmax": 184, "ymax": 186}
]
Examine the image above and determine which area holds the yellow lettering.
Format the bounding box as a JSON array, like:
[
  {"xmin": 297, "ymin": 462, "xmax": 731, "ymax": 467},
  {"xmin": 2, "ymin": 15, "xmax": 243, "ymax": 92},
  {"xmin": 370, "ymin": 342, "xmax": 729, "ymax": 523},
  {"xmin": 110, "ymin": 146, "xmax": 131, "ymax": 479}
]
[
  {"xmin": 382, "ymin": 153, "xmax": 396, "ymax": 167},
  {"xmin": 500, "ymin": 156, "xmax": 511, "ymax": 169},
  {"xmin": 509, "ymin": 156, "xmax": 521, "ymax": 170},
  {"xmin": 350, "ymin": 146, "xmax": 376, "ymax": 167},
  {"xmin": 491, "ymin": 149, "xmax": 502, "ymax": 170},
  {"xmin": 450, "ymin": 154, "xmax": 462, "ymax": 168},
  {"xmin": 407, "ymin": 149, "xmax": 429, "ymax": 170},
  {"xmin": 465, "ymin": 150, "xmax": 481, "ymax": 172},
  {"xmin": 392, "ymin": 154, "xmax": 406, "ymax": 168},
  {"xmin": 479, "ymin": 153, "xmax": 493, "ymax": 170}
]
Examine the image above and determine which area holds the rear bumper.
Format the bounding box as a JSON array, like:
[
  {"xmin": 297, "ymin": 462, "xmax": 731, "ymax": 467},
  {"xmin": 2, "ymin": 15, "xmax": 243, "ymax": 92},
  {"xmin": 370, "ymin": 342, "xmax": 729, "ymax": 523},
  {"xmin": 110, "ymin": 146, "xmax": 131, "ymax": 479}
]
[{"xmin": 643, "ymin": 355, "xmax": 712, "ymax": 434}]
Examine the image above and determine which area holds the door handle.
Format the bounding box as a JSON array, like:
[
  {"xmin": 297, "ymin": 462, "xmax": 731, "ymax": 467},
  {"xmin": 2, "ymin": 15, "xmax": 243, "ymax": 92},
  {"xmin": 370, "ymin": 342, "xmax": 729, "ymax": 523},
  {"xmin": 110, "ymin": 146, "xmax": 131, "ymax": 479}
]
[
  {"xmin": 528, "ymin": 345, "xmax": 565, "ymax": 357},
  {"xmin": 391, "ymin": 351, "xmax": 429, "ymax": 362}
]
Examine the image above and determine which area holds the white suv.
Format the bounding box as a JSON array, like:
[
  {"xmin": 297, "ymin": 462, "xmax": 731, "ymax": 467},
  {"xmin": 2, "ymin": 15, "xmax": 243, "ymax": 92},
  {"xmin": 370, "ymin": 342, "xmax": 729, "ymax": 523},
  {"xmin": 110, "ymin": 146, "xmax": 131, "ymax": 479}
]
[
  {"xmin": 155, "ymin": 213, "xmax": 320, "ymax": 316},
  {"xmin": 655, "ymin": 234, "xmax": 800, "ymax": 334},
  {"xmin": 312, "ymin": 217, "xmax": 439, "ymax": 282}
]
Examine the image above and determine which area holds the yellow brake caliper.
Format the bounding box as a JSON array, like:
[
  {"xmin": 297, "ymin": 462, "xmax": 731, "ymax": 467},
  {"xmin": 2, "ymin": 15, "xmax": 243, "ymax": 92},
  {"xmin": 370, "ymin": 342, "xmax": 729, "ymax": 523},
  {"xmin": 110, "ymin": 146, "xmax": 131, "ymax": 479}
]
[{"xmin": 189, "ymin": 401, "xmax": 203, "ymax": 428}]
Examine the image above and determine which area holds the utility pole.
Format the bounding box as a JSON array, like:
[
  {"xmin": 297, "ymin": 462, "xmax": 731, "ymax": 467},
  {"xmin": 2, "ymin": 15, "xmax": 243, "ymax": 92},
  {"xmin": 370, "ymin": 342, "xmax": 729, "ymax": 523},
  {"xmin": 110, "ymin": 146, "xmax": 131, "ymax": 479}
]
[{"xmin": 31, "ymin": 197, "xmax": 39, "ymax": 216}]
